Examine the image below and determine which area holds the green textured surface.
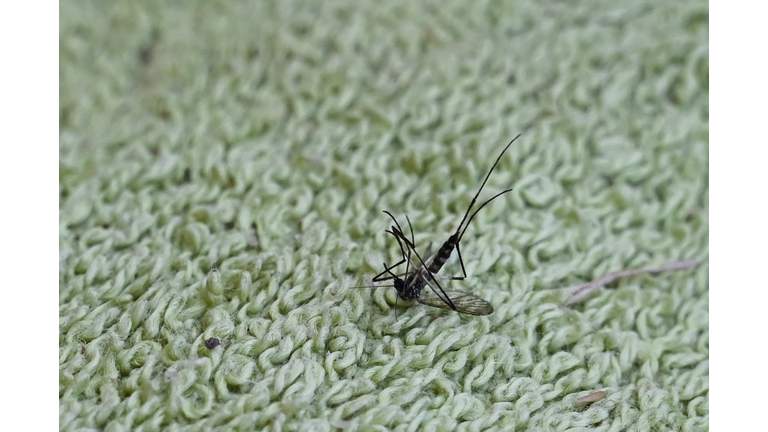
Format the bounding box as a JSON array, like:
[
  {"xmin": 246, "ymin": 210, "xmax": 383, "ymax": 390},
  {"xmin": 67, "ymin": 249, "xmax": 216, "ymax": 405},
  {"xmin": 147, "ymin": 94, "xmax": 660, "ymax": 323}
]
[{"xmin": 59, "ymin": 1, "xmax": 709, "ymax": 431}]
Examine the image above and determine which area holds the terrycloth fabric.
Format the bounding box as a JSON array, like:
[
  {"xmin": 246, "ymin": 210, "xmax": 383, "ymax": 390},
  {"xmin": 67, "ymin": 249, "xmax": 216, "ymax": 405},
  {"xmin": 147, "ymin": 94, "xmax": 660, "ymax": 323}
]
[{"xmin": 59, "ymin": 1, "xmax": 709, "ymax": 431}]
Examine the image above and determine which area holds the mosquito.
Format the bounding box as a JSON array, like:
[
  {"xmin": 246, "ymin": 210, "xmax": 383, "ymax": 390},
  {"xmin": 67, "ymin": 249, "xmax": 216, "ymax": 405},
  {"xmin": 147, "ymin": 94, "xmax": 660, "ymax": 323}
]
[
  {"xmin": 378, "ymin": 212, "xmax": 494, "ymax": 315},
  {"xmin": 371, "ymin": 134, "xmax": 522, "ymax": 314}
]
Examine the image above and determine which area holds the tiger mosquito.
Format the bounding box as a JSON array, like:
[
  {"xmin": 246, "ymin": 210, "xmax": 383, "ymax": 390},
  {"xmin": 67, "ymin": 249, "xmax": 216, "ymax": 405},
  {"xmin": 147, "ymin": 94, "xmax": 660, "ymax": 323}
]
[
  {"xmin": 379, "ymin": 211, "xmax": 494, "ymax": 315},
  {"xmin": 371, "ymin": 134, "xmax": 522, "ymax": 315}
]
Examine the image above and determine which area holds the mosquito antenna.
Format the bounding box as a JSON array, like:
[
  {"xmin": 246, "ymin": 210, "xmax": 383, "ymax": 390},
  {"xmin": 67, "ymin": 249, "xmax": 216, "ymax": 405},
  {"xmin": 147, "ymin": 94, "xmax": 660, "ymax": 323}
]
[{"xmin": 451, "ymin": 134, "xmax": 521, "ymax": 238}]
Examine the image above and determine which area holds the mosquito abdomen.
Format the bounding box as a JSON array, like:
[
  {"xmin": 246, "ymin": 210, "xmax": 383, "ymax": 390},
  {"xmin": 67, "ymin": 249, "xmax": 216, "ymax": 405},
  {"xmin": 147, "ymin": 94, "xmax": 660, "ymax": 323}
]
[{"xmin": 427, "ymin": 235, "xmax": 458, "ymax": 274}]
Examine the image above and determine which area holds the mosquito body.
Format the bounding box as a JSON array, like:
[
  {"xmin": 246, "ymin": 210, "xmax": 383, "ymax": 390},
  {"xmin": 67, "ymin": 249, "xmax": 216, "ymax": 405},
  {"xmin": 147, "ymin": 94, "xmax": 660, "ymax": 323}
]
[
  {"xmin": 379, "ymin": 216, "xmax": 494, "ymax": 315},
  {"xmin": 372, "ymin": 134, "xmax": 522, "ymax": 315}
]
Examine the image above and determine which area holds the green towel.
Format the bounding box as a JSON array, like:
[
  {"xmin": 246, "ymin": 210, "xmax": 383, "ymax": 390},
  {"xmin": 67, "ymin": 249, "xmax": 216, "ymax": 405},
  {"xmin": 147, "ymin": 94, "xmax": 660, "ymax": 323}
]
[{"xmin": 60, "ymin": 1, "xmax": 708, "ymax": 430}]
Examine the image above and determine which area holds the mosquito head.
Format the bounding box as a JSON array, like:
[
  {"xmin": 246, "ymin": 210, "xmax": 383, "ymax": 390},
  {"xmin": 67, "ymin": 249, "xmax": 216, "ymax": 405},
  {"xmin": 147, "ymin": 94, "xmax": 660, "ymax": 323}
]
[{"xmin": 393, "ymin": 277, "xmax": 404, "ymax": 291}]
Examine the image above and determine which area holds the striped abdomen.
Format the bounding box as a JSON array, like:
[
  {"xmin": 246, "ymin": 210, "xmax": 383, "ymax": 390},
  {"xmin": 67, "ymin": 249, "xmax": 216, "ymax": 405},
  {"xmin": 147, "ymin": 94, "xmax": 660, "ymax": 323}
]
[{"xmin": 426, "ymin": 234, "xmax": 458, "ymax": 275}]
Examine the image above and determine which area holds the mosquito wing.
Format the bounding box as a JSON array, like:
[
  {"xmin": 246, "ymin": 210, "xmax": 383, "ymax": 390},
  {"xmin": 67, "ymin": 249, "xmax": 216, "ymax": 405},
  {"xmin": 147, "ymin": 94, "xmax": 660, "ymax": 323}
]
[{"xmin": 417, "ymin": 289, "xmax": 494, "ymax": 316}]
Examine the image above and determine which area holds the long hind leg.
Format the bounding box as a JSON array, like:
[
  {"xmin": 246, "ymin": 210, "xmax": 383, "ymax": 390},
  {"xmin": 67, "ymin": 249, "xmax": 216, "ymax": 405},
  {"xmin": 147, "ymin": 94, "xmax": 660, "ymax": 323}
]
[{"xmin": 445, "ymin": 242, "xmax": 469, "ymax": 281}]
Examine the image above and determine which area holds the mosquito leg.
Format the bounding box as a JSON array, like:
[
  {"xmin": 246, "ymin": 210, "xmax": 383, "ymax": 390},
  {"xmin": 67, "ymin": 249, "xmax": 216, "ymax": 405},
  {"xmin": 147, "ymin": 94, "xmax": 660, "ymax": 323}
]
[
  {"xmin": 372, "ymin": 257, "xmax": 407, "ymax": 282},
  {"xmin": 374, "ymin": 269, "xmax": 412, "ymax": 281},
  {"xmin": 383, "ymin": 211, "xmax": 415, "ymax": 249},
  {"xmin": 443, "ymin": 242, "xmax": 469, "ymax": 282},
  {"xmin": 373, "ymin": 224, "xmax": 415, "ymax": 282},
  {"xmin": 405, "ymin": 215, "xmax": 416, "ymax": 248},
  {"xmin": 422, "ymin": 269, "xmax": 457, "ymax": 311}
]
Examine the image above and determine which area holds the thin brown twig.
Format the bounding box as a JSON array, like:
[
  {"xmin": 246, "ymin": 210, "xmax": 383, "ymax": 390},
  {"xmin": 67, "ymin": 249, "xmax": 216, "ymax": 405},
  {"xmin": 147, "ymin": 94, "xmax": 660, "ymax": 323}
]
[{"xmin": 563, "ymin": 259, "xmax": 703, "ymax": 306}]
